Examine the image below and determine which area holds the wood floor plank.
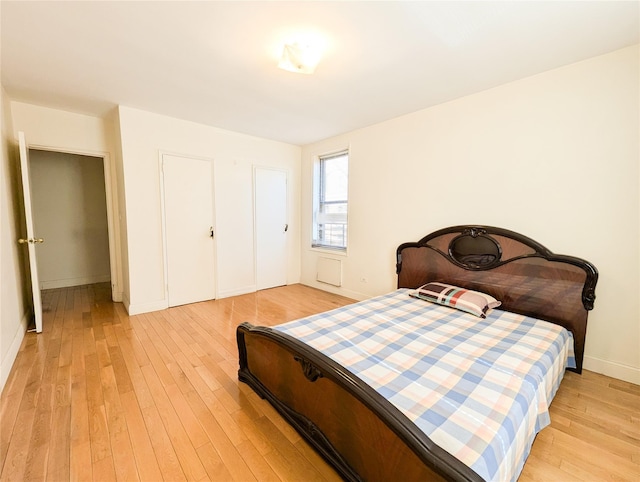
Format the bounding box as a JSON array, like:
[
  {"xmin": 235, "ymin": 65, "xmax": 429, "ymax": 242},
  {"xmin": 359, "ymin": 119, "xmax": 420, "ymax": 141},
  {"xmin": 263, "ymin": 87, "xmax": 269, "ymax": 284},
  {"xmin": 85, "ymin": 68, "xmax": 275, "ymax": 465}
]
[
  {"xmin": 47, "ymin": 403, "xmax": 71, "ymax": 481},
  {"xmin": 161, "ymin": 310, "xmax": 204, "ymax": 368},
  {"xmin": 46, "ymin": 362, "xmax": 72, "ymax": 482},
  {"xmin": 542, "ymin": 426, "xmax": 639, "ymax": 481},
  {"xmin": 1, "ymin": 283, "xmax": 638, "ymax": 482},
  {"xmin": 519, "ymin": 453, "xmax": 583, "ymax": 482},
  {"xmin": 88, "ymin": 403, "xmax": 112, "ymax": 465},
  {"xmin": 198, "ymin": 353, "xmax": 238, "ymax": 397},
  {"xmin": 57, "ymin": 322, "xmax": 74, "ymax": 368},
  {"xmin": 294, "ymin": 438, "xmax": 343, "ymax": 482},
  {"xmin": 101, "ymin": 364, "xmax": 128, "ymax": 437},
  {"xmin": 182, "ymin": 390, "xmax": 257, "ymax": 482},
  {"xmin": 176, "ymin": 306, "xmax": 227, "ymax": 363},
  {"xmin": 69, "ymin": 303, "xmax": 92, "ymax": 482},
  {"xmin": 138, "ymin": 402, "xmax": 186, "ymax": 482},
  {"xmin": 197, "ymin": 386, "xmax": 248, "ymax": 448},
  {"xmin": 9, "ymin": 303, "xmax": 61, "ymax": 481},
  {"xmin": 253, "ymin": 416, "xmax": 326, "ymax": 482},
  {"xmin": 164, "ymin": 384, "xmax": 209, "ymax": 449},
  {"xmin": 70, "ymin": 440, "xmax": 92, "ymax": 482},
  {"xmin": 140, "ymin": 364, "xmax": 208, "ymax": 481},
  {"xmin": 110, "ymin": 429, "xmax": 139, "ymax": 482},
  {"xmin": 195, "ymin": 442, "xmax": 235, "ymax": 482},
  {"xmin": 235, "ymin": 439, "xmax": 281, "ymax": 482},
  {"xmin": 0, "ymin": 407, "xmax": 36, "ymax": 481},
  {"xmin": 0, "ymin": 342, "xmax": 38, "ymax": 464},
  {"xmin": 136, "ymin": 325, "xmax": 177, "ymax": 390},
  {"xmin": 194, "ymin": 364, "xmax": 222, "ymax": 392},
  {"xmin": 552, "ymin": 404, "xmax": 640, "ymax": 456},
  {"xmin": 233, "ymin": 411, "xmax": 274, "ymax": 456},
  {"xmin": 252, "ymin": 394, "xmax": 302, "ymax": 446},
  {"xmin": 102, "ymin": 323, "xmax": 119, "ymax": 349},
  {"xmin": 21, "ymin": 396, "xmax": 51, "ymax": 482},
  {"xmin": 108, "ymin": 345, "xmax": 135, "ymax": 395},
  {"xmin": 112, "ymin": 326, "xmax": 154, "ymax": 410},
  {"xmin": 119, "ymin": 390, "xmax": 163, "ymax": 482},
  {"xmin": 91, "ymin": 453, "xmax": 116, "ymax": 482}
]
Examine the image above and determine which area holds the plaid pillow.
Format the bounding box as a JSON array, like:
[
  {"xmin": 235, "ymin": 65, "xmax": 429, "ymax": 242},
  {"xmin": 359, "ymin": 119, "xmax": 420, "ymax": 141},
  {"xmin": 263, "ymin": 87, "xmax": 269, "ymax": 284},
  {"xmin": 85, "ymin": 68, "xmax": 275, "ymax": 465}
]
[{"xmin": 409, "ymin": 282, "xmax": 501, "ymax": 318}]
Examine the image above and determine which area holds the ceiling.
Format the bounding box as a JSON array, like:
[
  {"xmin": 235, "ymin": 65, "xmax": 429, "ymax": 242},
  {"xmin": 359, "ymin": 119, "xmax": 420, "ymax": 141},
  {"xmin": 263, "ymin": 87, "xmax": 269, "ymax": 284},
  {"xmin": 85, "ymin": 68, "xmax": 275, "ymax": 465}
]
[{"xmin": 1, "ymin": 1, "xmax": 638, "ymax": 146}]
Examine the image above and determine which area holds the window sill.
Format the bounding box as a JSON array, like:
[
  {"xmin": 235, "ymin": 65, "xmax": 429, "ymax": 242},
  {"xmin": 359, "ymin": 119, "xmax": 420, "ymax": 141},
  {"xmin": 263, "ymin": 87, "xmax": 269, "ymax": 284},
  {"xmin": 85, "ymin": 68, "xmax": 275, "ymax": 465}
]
[{"xmin": 309, "ymin": 246, "xmax": 348, "ymax": 257}]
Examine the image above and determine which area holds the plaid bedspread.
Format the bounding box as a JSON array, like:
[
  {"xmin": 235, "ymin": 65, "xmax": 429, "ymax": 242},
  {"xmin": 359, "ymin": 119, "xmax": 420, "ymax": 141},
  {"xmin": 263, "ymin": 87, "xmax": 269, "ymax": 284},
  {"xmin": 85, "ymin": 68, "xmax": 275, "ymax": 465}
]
[{"xmin": 273, "ymin": 289, "xmax": 575, "ymax": 482}]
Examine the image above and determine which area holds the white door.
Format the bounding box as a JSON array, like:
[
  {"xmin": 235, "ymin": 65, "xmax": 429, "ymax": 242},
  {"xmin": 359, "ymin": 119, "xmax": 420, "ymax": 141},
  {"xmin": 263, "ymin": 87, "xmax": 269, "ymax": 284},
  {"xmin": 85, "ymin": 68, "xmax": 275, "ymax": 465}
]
[
  {"xmin": 162, "ymin": 154, "xmax": 216, "ymax": 306},
  {"xmin": 17, "ymin": 132, "xmax": 43, "ymax": 333},
  {"xmin": 255, "ymin": 168, "xmax": 287, "ymax": 290}
]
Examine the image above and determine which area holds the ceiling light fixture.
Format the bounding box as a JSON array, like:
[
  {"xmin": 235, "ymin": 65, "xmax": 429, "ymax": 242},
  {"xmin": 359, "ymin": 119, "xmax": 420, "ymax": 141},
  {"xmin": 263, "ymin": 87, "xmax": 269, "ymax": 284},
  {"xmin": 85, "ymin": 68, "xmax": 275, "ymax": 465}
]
[{"xmin": 278, "ymin": 42, "xmax": 323, "ymax": 74}]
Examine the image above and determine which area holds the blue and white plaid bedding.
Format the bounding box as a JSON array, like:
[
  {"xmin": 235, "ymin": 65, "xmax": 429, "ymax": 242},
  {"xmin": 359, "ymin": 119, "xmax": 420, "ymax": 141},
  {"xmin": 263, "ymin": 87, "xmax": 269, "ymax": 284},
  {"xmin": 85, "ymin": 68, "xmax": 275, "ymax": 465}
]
[{"xmin": 274, "ymin": 289, "xmax": 575, "ymax": 482}]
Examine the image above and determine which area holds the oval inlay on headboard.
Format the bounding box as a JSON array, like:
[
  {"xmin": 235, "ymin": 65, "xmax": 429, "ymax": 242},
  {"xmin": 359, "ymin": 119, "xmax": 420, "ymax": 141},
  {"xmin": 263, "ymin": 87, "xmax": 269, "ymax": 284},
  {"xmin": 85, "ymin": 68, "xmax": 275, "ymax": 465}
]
[{"xmin": 449, "ymin": 229, "xmax": 502, "ymax": 270}]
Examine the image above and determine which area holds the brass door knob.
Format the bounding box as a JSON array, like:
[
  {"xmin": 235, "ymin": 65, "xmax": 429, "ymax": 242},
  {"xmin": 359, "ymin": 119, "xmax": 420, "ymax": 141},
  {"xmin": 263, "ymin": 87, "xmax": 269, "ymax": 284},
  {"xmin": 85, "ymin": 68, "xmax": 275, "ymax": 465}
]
[{"xmin": 18, "ymin": 238, "xmax": 44, "ymax": 244}]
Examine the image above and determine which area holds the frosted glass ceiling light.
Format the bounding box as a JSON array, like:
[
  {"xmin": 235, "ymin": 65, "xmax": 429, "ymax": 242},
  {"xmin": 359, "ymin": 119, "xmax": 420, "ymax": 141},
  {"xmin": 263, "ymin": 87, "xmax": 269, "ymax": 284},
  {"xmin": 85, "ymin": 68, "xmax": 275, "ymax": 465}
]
[{"xmin": 278, "ymin": 42, "xmax": 322, "ymax": 74}]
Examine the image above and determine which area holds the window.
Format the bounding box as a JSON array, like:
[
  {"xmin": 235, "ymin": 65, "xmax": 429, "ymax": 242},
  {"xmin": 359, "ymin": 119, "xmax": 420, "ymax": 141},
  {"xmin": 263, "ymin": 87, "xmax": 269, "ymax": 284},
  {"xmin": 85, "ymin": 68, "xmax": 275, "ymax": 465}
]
[{"xmin": 312, "ymin": 150, "xmax": 349, "ymax": 250}]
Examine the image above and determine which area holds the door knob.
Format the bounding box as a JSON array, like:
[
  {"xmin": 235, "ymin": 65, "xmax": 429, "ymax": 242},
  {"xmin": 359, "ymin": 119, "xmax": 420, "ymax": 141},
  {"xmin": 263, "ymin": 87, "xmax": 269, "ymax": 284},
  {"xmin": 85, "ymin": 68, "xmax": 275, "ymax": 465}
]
[
  {"xmin": 284, "ymin": 224, "xmax": 289, "ymax": 232},
  {"xmin": 18, "ymin": 238, "xmax": 44, "ymax": 244}
]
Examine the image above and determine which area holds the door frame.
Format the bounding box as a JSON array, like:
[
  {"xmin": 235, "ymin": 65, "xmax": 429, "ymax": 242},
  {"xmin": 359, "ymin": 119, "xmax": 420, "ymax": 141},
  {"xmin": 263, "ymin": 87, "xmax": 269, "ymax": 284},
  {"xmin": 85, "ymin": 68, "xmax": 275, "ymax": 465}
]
[
  {"xmin": 158, "ymin": 151, "xmax": 218, "ymax": 305},
  {"xmin": 26, "ymin": 142, "xmax": 122, "ymax": 302},
  {"xmin": 253, "ymin": 165, "xmax": 289, "ymax": 290}
]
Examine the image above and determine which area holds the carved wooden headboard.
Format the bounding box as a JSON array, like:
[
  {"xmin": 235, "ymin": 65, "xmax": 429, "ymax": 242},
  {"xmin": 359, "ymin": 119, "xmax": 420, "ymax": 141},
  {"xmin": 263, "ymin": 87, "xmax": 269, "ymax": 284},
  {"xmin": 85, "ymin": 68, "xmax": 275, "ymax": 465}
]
[{"xmin": 396, "ymin": 225, "xmax": 598, "ymax": 373}]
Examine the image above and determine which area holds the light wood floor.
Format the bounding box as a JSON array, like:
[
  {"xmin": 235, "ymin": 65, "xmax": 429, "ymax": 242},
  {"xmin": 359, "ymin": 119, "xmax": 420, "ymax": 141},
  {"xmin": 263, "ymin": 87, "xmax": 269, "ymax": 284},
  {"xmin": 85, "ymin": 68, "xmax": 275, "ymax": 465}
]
[{"xmin": 1, "ymin": 283, "xmax": 638, "ymax": 482}]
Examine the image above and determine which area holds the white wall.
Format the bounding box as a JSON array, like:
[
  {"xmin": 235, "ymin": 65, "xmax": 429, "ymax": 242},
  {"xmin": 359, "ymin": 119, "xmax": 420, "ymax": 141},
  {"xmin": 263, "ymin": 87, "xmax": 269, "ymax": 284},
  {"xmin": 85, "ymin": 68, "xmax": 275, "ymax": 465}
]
[
  {"xmin": 301, "ymin": 45, "xmax": 640, "ymax": 384},
  {"xmin": 10, "ymin": 102, "xmax": 123, "ymax": 301},
  {"xmin": 117, "ymin": 106, "xmax": 301, "ymax": 314},
  {"xmin": 29, "ymin": 150, "xmax": 111, "ymax": 289},
  {"xmin": 0, "ymin": 85, "xmax": 29, "ymax": 393}
]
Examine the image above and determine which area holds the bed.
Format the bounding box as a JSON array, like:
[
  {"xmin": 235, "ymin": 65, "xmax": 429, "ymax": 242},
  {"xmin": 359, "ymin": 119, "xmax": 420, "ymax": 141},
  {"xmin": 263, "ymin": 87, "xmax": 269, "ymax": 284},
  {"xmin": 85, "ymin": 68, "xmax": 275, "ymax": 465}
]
[{"xmin": 236, "ymin": 225, "xmax": 598, "ymax": 481}]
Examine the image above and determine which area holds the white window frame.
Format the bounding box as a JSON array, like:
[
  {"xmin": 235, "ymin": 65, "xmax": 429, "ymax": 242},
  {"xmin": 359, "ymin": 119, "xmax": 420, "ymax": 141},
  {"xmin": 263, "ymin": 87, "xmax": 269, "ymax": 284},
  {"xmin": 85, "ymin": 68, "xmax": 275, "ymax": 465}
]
[{"xmin": 312, "ymin": 149, "xmax": 349, "ymax": 252}]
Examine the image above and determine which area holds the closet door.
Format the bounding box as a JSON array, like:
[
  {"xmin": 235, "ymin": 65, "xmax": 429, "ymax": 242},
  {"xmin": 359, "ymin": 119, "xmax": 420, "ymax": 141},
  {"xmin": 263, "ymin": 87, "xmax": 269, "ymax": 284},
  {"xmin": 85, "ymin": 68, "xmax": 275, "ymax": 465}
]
[
  {"xmin": 255, "ymin": 167, "xmax": 287, "ymax": 290},
  {"xmin": 162, "ymin": 154, "xmax": 216, "ymax": 306}
]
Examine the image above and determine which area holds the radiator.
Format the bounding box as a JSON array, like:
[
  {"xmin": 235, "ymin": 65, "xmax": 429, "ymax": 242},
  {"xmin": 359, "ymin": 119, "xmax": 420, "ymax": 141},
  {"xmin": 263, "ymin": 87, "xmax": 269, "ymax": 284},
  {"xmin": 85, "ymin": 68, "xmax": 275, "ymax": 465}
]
[{"xmin": 316, "ymin": 257, "xmax": 342, "ymax": 287}]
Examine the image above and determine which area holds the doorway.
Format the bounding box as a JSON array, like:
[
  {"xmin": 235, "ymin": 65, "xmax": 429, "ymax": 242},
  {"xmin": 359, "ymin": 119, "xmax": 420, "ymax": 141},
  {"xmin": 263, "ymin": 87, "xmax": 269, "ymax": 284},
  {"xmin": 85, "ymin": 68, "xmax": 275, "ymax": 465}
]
[{"xmin": 29, "ymin": 150, "xmax": 111, "ymax": 290}]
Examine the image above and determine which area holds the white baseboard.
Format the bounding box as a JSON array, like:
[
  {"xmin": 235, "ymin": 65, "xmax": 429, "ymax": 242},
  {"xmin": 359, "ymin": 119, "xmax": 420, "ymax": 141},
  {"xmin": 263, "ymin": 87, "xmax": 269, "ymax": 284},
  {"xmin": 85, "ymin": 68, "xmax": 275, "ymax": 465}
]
[
  {"xmin": 584, "ymin": 355, "xmax": 640, "ymax": 385},
  {"xmin": 0, "ymin": 311, "xmax": 30, "ymax": 395},
  {"xmin": 40, "ymin": 274, "xmax": 111, "ymax": 290},
  {"xmin": 217, "ymin": 285, "xmax": 257, "ymax": 299},
  {"xmin": 125, "ymin": 297, "xmax": 169, "ymax": 316},
  {"xmin": 301, "ymin": 281, "xmax": 369, "ymax": 302},
  {"xmin": 123, "ymin": 292, "xmax": 168, "ymax": 316},
  {"xmin": 122, "ymin": 292, "xmax": 131, "ymax": 313}
]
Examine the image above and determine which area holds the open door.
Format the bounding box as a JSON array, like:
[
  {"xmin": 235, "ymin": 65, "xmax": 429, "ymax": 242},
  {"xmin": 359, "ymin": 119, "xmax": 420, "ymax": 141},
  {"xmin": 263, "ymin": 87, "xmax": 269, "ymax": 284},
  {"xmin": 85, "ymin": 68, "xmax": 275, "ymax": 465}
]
[{"xmin": 17, "ymin": 131, "xmax": 43, "ymax": 333}]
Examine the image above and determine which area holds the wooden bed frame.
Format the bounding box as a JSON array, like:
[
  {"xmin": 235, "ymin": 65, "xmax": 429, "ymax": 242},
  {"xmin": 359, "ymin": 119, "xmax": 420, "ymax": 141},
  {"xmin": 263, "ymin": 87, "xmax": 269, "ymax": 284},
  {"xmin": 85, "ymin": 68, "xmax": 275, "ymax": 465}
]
[{"xmin": 237, "ymin": 225, "xmax": 598, "ymax": 481}]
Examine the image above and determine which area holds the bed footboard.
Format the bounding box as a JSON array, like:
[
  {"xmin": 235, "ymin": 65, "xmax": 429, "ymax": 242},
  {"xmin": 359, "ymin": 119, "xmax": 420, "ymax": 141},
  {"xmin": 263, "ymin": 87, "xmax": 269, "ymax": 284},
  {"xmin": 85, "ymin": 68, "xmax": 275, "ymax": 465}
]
[{"xmin": 237, "ymin": 322, "xmax": 482, "ymax": 482}]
